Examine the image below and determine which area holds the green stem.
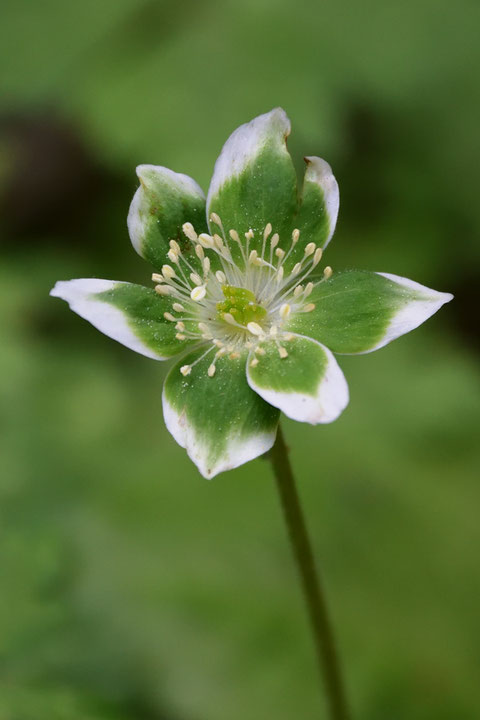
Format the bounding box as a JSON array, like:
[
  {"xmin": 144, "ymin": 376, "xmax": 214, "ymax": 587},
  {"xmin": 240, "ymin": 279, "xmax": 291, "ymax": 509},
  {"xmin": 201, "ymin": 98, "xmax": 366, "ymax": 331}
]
[{"xmin": 270, "ymin": 424, "xmax": 350, "ymax": 720}]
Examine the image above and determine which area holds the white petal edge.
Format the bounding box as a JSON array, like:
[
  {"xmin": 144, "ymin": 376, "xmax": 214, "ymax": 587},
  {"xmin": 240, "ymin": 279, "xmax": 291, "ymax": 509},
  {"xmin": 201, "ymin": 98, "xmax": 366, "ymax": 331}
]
[
  {"xmin": 50, "ymin": 279, "xmax": 167, "ymax": 361},
  {"xmin": 247, "ymin": 334, "xmax": 349, "ymax": 425},
  {"xmin": 162, "ymin": 388, "xmax": 277, "ymax": 479},
  {"xmin": 303, "ymin": 156, "xmax": 340, "ymax": 248},
  {"xmin": 206, "ymin": 108, "xmax": 291, "ymax": 215},
  {"xmin": 352, "ymin": 272, "xmax": 454, "ymax": 354},
  {"xmin": 127, "ymin": 164, "xmax": 205, "ymax": 257}
]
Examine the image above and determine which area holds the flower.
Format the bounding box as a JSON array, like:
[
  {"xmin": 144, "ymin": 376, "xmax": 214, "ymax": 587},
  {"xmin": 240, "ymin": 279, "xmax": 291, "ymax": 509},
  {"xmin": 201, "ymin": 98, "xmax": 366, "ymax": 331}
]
[{"xmin": 51, "ymin": 108, "xmax": 452, "ymax": 478}]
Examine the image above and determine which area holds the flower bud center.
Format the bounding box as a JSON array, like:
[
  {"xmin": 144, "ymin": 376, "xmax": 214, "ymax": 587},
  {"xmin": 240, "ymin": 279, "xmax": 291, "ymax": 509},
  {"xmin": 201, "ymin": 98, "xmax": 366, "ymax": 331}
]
[{"xmin": 216, "ymin": 285, "xmax": 267, "ymax": 328}]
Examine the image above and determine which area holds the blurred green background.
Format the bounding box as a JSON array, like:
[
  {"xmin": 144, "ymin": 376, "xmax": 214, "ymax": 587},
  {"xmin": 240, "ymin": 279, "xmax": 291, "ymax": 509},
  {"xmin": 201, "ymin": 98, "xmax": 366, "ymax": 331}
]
[{"xmin": 1, "ymin": 1, "xmax": 479, "ymax": 718}]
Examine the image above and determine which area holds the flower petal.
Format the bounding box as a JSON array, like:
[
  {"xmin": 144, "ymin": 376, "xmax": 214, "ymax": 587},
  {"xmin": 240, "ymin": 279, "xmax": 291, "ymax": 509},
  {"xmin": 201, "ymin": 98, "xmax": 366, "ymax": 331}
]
[
  {"xmin": 163, "ymin": 349, "xmax": 279, "ymax": 478},
  {"xmin": 206, "ymin": 108, "xmax": 298, "ymax": 262},
  {"xmin": 296, "ymin": 156, "xmax": 339, "ymax": 245},
  {"xmin": 128, "ymin": 164, "xmax": 207, "ymax": 270},
  {"xmin": 286, "ymin": 270, "xmax": 453, "ymax": 354},
  {"xmin": 247, "ymin": 334, "xmax": 349, "ymax": 424},
  {"xmin": 50, "ymin": 279, "xmax": 195, "ymax": 359}
]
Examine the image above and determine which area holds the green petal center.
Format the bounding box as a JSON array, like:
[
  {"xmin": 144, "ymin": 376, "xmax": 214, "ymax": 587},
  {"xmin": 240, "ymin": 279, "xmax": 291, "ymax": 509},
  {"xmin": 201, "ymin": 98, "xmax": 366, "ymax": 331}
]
[{"xmin": 216, "ymin": 285, "xmax": 267, "ymax": 327}]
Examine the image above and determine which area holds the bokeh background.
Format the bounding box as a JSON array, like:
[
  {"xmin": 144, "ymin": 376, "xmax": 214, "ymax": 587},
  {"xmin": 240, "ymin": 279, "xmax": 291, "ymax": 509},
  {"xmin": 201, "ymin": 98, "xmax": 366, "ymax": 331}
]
[{"xmin": 1, "ymin": 1, "xmax": 479, "ymax": 718}]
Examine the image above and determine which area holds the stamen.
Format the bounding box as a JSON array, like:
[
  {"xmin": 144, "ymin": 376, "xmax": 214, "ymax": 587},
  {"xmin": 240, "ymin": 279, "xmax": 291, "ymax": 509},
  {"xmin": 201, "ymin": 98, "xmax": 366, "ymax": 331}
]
[
  {"xmin": 169, "ymin": 239, "xmax": 181, "ymax": 254},
  {"xmin": 293, "ymin": 285, "xmax": 303, "ymax": 298},
  {"xmin": 190, "ymin": 285, "xmax": 207, "ymax": 301},
  {"xmin": 190, "ymin": 272, "xmax": 202, "ymax": 286},
  {"xmin": 175, "ymin": 321, "xmax": 185, "ymax": 331},
  {"xmin": 162, "ymin": 264, "xmax": 176, "ymax": 279},
  {"xmin": 247, "ymin": 322, "xmax": 264, "ymax": 336},
  {"xmin": 198, "ymin": 233, "xmax": 215, "ymax": 249},
  {"xmin": 155, "ymin": 285, "xmax": 170, "ymax": 296},
  {"xmin": 167, "ymin": 249, "xmax": 179, "ymax": 264},
  {"xmin": 291, "ymin": 262, "xmax": 302, "ymax": 276},
  {"xmin": 216, "ymin": 270, "xmax": 226, "ymax": 283},
  {"xmin": 180, "ymin": 365, "xmax": 191, "ymax": 376},
  {"xmin": 313, "ymin": 248, "xmax": 323, "ymax": 266},
  {"xmin": 279, "ymin": 303, "xmax": 291, "ymax": 319},
  {"xmin": 278, "ymin": 346, "xmax": 288, "ymax": 359},
  {"xmin": 250, "ymin": 357, "xmax": 259, "ymax": 368},
  {"xmin": 302, "ymin": 303, "xmax": 316, "ymax": 313},
  {"xmin": 208, "ymin": 364, "xmax": 216, "ymax": 377},
  {"xmin": 304, "ymin": 282, "xmax": 314, "ymax": 297},
  {"xmin": 304, "ymin": 242, "xmax": 316, "ymax": 256},
  {"xmin": 263, "ymin": 223, "xmax": 272, "ymax": 241},
  {"xmin": 164, "ymin": 312, "xmax": 176, "ymax": 322},
  {"xmin": 172, "ymin": 303, "xmax": 184, "ymax": 312},
  {"xmin": 152, "ymin": 273, "xmax": 163, "ymax": 283},
  {"xmin": 175, "ymin": 333, "xmax": 186, "ymax": 340},
  {"xmin": 182, "ymin": 223, "xmax": 197, "ymax": 242},
  {"xmin": 323, "ymin": 266, "xmax": 333, "ymax": 279}
]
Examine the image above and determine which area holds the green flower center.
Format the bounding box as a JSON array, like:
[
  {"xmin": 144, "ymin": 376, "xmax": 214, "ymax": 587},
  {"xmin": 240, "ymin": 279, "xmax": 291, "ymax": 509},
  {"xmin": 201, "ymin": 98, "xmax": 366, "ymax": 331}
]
[{"xmin": 216, "ymin": 285, "xmax": 267, "ymax": 328}]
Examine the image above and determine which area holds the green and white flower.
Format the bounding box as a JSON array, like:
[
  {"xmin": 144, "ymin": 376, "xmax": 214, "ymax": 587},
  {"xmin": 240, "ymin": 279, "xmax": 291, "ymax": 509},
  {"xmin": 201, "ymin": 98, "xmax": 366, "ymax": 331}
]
[{"xmin": 51, "ymin": 108, "xmax": 452, "ymax": 478}]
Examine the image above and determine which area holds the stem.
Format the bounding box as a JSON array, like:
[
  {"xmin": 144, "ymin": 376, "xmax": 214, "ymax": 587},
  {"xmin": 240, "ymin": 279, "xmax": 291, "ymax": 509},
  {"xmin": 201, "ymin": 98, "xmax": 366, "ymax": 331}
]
[{"xmin": 270, "ymin": 424, "xmax": 350, "ymax": 720}]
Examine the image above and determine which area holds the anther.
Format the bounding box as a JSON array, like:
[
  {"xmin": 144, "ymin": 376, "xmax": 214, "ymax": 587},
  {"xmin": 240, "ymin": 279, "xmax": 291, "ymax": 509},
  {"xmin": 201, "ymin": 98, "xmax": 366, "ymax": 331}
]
[
  {"xmin": 270, "ymin": 233, "xmax": 279, "ymax": 250},
  {"xmin": 207, "ymin": 364, "xmax": 216, "ymax": 378},
  {"xmin": 229, "ymin": 229, "xmax": 240, "ymax": 243},
  {"xmin": 195, "ymin": 245, "xmax": 205, "ymax": 260},
  {"xmin": 164, "ymin": 312, "xmax": 176, "ymax": 322},
  {"xmin": 180, "ymin": 365, "xmax": 191, "ymax": 376},
  {"xmin": 182, "ymin": 223, "xmax": 197, "ymax": 241},
  {"xmin": 209, "ymin": 212, "xmax": 222, "ymax": 227},
  {"xmin": 278, "ymin": 346, "xmax": 288, "ymax": 359},
  {"xmin": 294, "ymin": 285, "xmax": 304, "ymax": 298},
  {"xmin": 250, "ymin": 357, "xmax": 259, "ymax": 368},
  {"xmin": 198, "ymin": 322, "xmax": 210, "ymax": 333},
  {"xmin": 190, "ymin": 285, "xmax": 207, "ymax": 301},
  {"xmin": 245, "ymin": 229, "xmax": 254, "ymax": 240},
  {"xmin": 162, "ymin": 264, "xmax": 176, "ymax": 279},
  {"xmin": 167, "ymin": 249, "xmax": 178, "ymax": 263},
  {"xmin": 275, "ymin": 248, "xmax": 285, "ymax": 259},
  {"xmin": 190, "ymin": 272, "xmax": 202, "ymax": 286},
  {"xmin": 175, "ymin": 333, "xmax": 186, "ymax": 340},
  {"xmin": 216, "ymin": 270, "xmax": 226, "ymax": 283},
  {"xmin": 323, "ymin": 266, "xmax": 333, "ymax": 279},
  {"xmin": 291, "ymin": 262, "xmax": 302, "ymax": 276},
  {"xmin": 223, "ymin": 313, "xmax": 237, "ymax": 325},
  {"xmin": 280, "ymin": 303, "xmax": 291, "ymax": 319},
  {"xmin": 276, "ymin": 266, "xmax": 284, "ymax": 283},
  {"xmin": 304, "ymin": 282, "xmax": 314, "ymax": 297},
  {"xmin": 302, "ymin": 303, "xmax": 316, "ymax": 313},
  {"xmin": 247, "ymin": 322, "xmax": 264, "ymax": 336},
  {"xmin": 172, "ymin": 303, "xmax": 184, "ymax": 312},
  {"xmin": 248, "ymin": 249, "xmax": 258, "ymax": 264},
  {"xmin": 213, "ymin": 234, "xmax": 224, "ymax": 250},
  {"xmin": 269, "ymin": 325, "xmax": 278, "ymax": 336},
  {"xmin": 255, "ymin": 347, "xmax": 266, "ymax": 356},
  {"xmin": 175, "ymin": 321, "xmax": 185, "ymax": 331},
  {"xmin": 152, "ymin": 273, "xmax": 163, "ymax": 283},
  {"xmin": 203, "ymin": 257, "xmax": 211, "ymax": 273},
  {"xmin": 155, "ymin": 285, "xmax": 170, "ymax": 296},
  {"xmin": 230, "ymin": 352, "xmax": 240, "ymax": 359},
  {"xmin": 169, "ymin": 240, "xmax": 181, "ymax": 254},
  {"xmin": 198, "ymin": 233, "xmax": 215, "ymax": 249},
  {"xmin": 304, "ymin": 242, "xmax": 316, "ymax": 256},
  {"xmin": 313, "ymin": 248, "xmax": 323, "ymax": 266},
  {"xmin": 292, "ymin": 229, "xmax": 300, "ymax": 243},
  {"xmin": 263, "ymin": 223, "xmax": 272, "ymax": 240}
]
